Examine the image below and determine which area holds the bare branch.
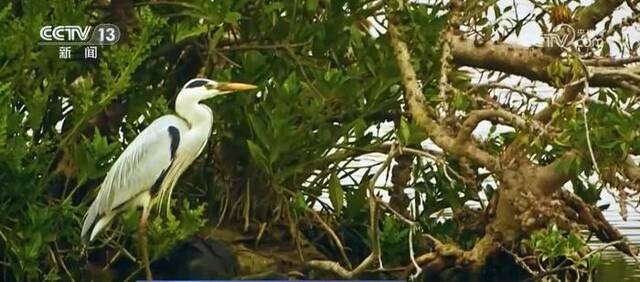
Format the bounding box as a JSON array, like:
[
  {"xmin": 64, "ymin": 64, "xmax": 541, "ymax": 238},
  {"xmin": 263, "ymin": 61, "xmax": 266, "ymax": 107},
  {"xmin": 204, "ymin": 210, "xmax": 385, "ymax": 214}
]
[
  {"xmin": 377, "ymin": 199, "xmax": 416, "ymax": 226},
  {"xmin": 366, "ymin": 144, "xmax": 397, "ymax": 267},
  {"xmin": 573, "ymin": 0, "xmax": 625, "ymax": 31},
  {"xmin": 436, "ymin": 0, "xmax": 462, "ymax": 118},
  {"xmin": 623, "ymin": 157, "xmax": 640, "ymax": 185},
  {"xmin": 584, "ymin": 56, "xmax": 640, "ymax": 67},
  {"xmin": 307, "ymin": 209, "xmax": 352, "ymax": 269},
  {"xmin": 451, "ymin": 38, "xmax": 556, "ymax": 84},
  {"xmin": 536, "ymin": 151, "xmax": 580, "ymax": 194},
  {"xmin": 592, "ymin": 67, "xmax": 640, "ymax": 84},
  {"xmin": 389, "ymin": 152, "xmax": 413, "ymax": 218},
  {"xmin": 388, "ymin": 23, "xmax": 499, "ymax": 171},
  {"xmin": 470, "ymin": 83, "xmax": 544, "ymax": 102},
  {"xmin": 306, "ymin": 254, "xmax": 375, "ymax": 279},
  {"xmin": 450, "ymin": 37, "xmax": 637, "ymax": 89},
  {"xmin": 306, "ymin": 144, "xmax": 399, "ymax": 278},
  {"xmin": 560, "ymin": 190, "xmax": 638, "ymax": 257},
  {"xmin": 619, "ymin": 80, "xmax": 640, "ymax": 95},
  {"xmin": 534, "ymin": 81, "xmax": 585, "ymax": 123},
  {"xmin": 218, "ymin": 40, "xmax": 311, "ymax": 52},
  {"xmin": 455, "ymin": 108, "xmax": 545, "ymax": 144}
]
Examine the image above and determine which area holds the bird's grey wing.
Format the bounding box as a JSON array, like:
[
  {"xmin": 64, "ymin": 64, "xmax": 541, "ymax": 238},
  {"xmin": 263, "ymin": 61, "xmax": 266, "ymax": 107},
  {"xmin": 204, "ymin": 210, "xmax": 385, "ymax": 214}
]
[{"xmin": 81, "ymin": 115, "xmax": 187, "ymax": 241}]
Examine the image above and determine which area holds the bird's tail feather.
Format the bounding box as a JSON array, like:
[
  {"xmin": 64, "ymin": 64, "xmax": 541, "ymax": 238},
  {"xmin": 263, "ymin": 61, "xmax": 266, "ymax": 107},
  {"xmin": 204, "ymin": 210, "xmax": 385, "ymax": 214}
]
[
  {"xmin": 81, "ymin": 200, "xmax": 114, "ymax": 244},
  {"xmin": 81, "ymin": 201, "xmax": 99, "ymax": 244}
]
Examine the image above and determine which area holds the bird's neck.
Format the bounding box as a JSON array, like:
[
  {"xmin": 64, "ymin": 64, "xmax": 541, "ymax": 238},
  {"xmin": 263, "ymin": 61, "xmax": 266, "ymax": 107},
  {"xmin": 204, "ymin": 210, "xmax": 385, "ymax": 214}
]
[{"xmin": 175, "ymin": 100, "xmax": 213, "ymax": 131}]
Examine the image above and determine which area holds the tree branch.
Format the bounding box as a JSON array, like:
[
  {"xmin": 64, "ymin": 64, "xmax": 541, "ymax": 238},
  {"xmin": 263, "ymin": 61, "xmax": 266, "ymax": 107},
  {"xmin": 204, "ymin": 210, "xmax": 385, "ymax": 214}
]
[
  {"xmin": 450, "ymin": 37, "xmax": 638, "ymax": 89},
  {"xmin": 455, "ymin": 108, "xmax": 545, "ymax": 145},
  {"xmin": 536, "ymin": 151, "xmax": 580, "ymax": 194},
  {"xmin": 560, "ymin": 190, "xmax": 638, "ymax": 257},
  {"xmin": 584, "ymin": 56, "xmax": 640, "ymax": 67},
  {"xmin": 534, "ymin": 81, "xmax": 585, "ymax": 123},
  {"xmin": 388, "ymin": 23, "xmax": 499, "ymax": 171},
  {"xmin": 573, "ymin": 0, "xmax": 625, "ymax": 31},
  {"xmin": 306, "ymin": 254, "xmax": 375, "ymax": 279},
  {"xmin": 306, "ymin": 144, "xmax": 398, "ymax": 278},
  {"xmin": 307, "ymin": 209, "xmax": 352, "ymax": 269},
  {"xmin": 623, "ymin": 157, "xmax": 640, "ymax": 185},
  {"xmin": 451, "ymin": 38, "xmax": 556, "ymax": 84}
]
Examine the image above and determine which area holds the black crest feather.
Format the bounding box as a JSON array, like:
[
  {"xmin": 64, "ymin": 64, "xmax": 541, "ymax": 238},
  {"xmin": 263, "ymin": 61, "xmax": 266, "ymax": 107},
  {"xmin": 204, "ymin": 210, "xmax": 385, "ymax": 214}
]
[{"xmin": 185, "ymin": 79, "xmax": 208, "ymax": 88}]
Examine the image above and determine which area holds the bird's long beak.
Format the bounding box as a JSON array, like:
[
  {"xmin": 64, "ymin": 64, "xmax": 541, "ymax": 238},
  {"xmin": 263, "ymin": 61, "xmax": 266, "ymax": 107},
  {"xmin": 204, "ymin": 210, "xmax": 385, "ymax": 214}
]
[{"xmin": 215, "ymin": 82, "xmax": 257, "ymax": 93}]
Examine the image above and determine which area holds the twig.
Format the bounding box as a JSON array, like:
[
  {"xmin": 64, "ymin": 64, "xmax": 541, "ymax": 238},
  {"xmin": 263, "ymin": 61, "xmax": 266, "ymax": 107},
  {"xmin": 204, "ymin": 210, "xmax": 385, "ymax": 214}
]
[
  {"xmin": 213, "ymin": 49, "xmax": 241, "ymax": 67},
  {"xmin": 501, "ymin": 246, "xmax": 536, "ymax": 275},
  {"xmin": 307, "ymin": 254, "xmax": 375, "ymax": 279},
  {"xmin": 582, "ymin": 104, "xmax": 600, "ymax": 175},
  {"xmin": 618, "ymin": 80, "xmax": 640, "ymax": 95},
  {"xmin": 218, "ymin": 40, "xmax": 311, "ymax": 52},
  {"xmin": 366, "ymin": 143, "xmax": 399, "ymax": 269},
  {"xmin": 307, "ymin": 209, "xmax": 353, "ymax": 269},
  {"xmin": 243, "ymin": 180, "xmax": 251, "ymax": 232},
  {"xmin": 593, "ymin": 68, "xmax": 640, "ymax": 84},
  {"xmin": 583, "ymin": 240, "xmax": 624, "ymax": 259},
  {"xmin": 574, "ymin": 54, "xmax": 602, "ymax": 178},
  {"xmin": 388, "ymin": 21, "xmax": 499, "ymax": 171},
  {"xmin": 49, "ymin": 245, "xmax": 75, "ymax": 282},
  {"xmin": 469, "ymin": 83, "xmax": 544, "ymax": 102},
  {"xmin": 522, "ymin": 265, "xmax": 576, "ymax": 282},
  {"xmin": 377, "ymin": 199, "xmax": 416, "ymax": 226},
  {"xmin": 519, "ymin": 241, "xmax": 624, "ymax": 282},
  {"xmin": 408, "ymin": 201, "xmax": 421, "ymax": 280},
  {"xmin": 215, "ymin": 184, "xmax": 230, "ymax": 228},
  {"xmin": 583, "ymin": 56, "xmax": 640, "ymax": 67},
  {"xmin": 109, "ymin": 238, "xmax": 137, "ymax": 263},
  {"xmin": 123, "ymin": 264, "xmax": 144, "ymax": 282},
  {"xmin": 306, "ymin": 144, "xmax": 399, "ymax": 278}
]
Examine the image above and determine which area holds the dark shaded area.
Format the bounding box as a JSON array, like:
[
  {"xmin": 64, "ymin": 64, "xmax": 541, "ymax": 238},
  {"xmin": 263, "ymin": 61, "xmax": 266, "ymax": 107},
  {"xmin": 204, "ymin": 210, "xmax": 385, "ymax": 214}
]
[
  {"xmin": 421, "ymin": 250, "xmax": 530, "ymax": 282},
  {"xmin": 150, "ymin": 237, "xmax": 239, "ymax": 280},
  {"xmin": 86, "ymin": 237, "xmax": 238, "ymax": 281}
]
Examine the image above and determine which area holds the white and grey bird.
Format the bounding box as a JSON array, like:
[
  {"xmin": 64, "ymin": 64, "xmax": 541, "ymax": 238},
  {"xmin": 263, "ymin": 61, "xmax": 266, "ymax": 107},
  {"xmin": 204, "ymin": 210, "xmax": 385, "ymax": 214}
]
[{"xmin": 81, "ymin": 78, "xmax": 256, "ymax": 279}]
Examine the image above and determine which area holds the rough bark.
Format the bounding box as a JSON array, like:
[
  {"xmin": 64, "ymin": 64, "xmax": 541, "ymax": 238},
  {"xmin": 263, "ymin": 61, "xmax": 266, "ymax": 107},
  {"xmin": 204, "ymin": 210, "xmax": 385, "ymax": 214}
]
[
  {"xmin": 387, "ymin": 10, "xmax": 637, "ymax": 275},
  {"xmin": 573, "ymin": 0, "xmax": 625, "ymax": 31},
  {"xmin": 388, "ymin": 24, "xmax": 499, "ymax": 172},
  {"xmin": 448, "ymin": 0, "xmax": 638, "ymax": 92},
  {"xmin": 389, "ymin": 153, "xmax": 413, "ymax": 217},
  {"xmin": 560, "ymin": 190, "xmax": 637, "ymax": 256},
  {"xmin": 450, "ymin": 37, "xmax": 638, "ymax": 89},
  {"xmin": 308, "ymin": 0, "xmax": 636, "ymax": 278}
]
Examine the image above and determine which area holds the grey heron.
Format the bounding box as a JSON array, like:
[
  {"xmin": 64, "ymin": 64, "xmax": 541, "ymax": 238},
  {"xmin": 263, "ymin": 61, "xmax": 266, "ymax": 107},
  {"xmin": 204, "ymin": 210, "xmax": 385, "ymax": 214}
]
[{"xmin": 81, "ymin": 78, "xmax": 256, "ymax": 280}]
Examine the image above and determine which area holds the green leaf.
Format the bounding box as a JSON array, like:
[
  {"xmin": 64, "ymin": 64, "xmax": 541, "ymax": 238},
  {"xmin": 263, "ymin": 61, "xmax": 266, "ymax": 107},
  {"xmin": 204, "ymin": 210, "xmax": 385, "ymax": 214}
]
[
  {"xmin": 452, "ymin": 93, "xmax": 469, "ymax": 110},
  {"xmin": 353, "ymin": 118, "xmax": 367, "ymax": 137},
  {"xmin": 294, "ymin": 191, "xmax": 307, "ymax": 213},
  {"xmin": 329, "ymin": 172, "xmax": 344, "ymax": 214},
  {"xmin": 398, "ymin": 117, "xmax": 411, "ymax": 144},
  {"xmin": 247, "ymin": 140, "xmax": 270, "ymax": 173},
  {"xmin": 306, "ymin": 0, "xmax": 318, "ymax": 12},
  {"xmin": 224, "ymin": 12, "xmax": 241, "ymax": 24},
  {"xmin": 346, "ymin": 173, "xmax": 370, "ymax": 216}
]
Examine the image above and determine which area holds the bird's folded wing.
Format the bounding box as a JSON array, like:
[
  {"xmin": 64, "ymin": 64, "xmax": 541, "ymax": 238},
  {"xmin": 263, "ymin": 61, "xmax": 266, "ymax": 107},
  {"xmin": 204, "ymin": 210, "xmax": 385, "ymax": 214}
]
[{"xmin": 82, "ymin": 115, "xmax": 187, "ymax": 231}]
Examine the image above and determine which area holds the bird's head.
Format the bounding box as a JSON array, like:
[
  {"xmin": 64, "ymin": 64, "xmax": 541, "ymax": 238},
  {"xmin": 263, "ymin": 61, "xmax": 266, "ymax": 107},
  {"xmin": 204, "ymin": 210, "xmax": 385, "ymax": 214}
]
[{"xmin": 178, "ymin": 78, "xmax": 257, "ymax": 101}]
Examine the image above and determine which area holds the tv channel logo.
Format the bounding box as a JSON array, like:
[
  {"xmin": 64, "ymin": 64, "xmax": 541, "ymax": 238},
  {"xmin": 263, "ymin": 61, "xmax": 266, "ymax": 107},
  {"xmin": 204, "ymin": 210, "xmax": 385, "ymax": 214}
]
[{"xmin": 39, "ymin": 23, "xmax": 121, "ymax": 46}]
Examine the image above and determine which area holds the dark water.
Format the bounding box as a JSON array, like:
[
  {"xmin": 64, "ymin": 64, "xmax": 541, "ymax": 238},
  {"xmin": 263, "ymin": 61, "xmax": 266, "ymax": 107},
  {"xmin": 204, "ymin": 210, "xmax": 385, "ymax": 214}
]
[{"xmin": 593, "ymin": 193, "xmax": 640, "ymax": 281}]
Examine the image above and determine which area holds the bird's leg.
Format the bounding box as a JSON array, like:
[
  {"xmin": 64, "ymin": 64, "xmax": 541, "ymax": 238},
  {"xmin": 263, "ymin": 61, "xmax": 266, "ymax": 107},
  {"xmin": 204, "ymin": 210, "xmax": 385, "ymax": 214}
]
[{"xmin": 138, "ymin": 206, "xmax": 153, "ymax": 281}]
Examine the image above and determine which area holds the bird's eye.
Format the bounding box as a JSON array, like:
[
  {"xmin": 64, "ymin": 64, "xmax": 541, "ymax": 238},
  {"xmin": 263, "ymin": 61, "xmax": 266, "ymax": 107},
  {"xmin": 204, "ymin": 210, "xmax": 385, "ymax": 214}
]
[{"xmin": 205, "ymin": 83, "xmax": 216, "ymax": 90}]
